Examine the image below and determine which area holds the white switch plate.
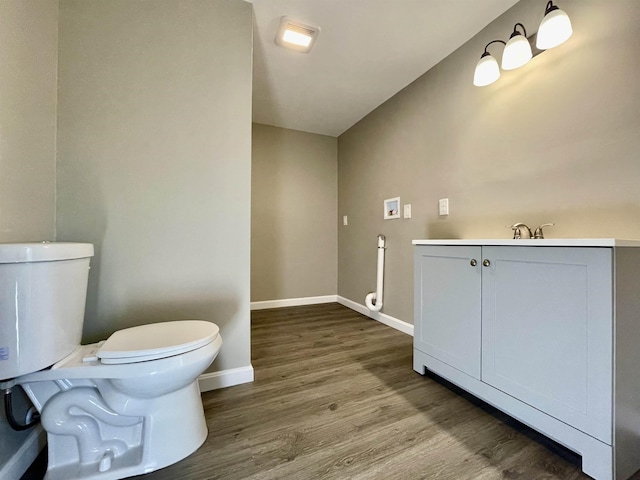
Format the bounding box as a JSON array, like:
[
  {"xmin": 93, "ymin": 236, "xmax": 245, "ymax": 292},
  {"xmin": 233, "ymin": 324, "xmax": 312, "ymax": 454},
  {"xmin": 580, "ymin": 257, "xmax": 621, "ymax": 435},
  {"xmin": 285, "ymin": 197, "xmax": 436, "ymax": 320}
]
[
  {"xmin": 439, "ymin": 198, "xmax": 449, "ymax": 216},
  {"xmin": 403, "ymin": 204, "xmax": 411, "ymax": 218},
  {"xmin": 343, "ymin": 215, "xmax": 348, "ymax": 226}
]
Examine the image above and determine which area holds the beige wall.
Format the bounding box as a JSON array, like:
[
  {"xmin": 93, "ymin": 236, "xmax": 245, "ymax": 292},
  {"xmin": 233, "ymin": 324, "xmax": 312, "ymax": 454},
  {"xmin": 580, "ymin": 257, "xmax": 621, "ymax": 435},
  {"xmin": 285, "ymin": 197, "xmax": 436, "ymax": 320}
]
[
  {"xmin": 252, "ymin": 124, "xmax": 337, "ymax": 301},
  {"xmin": 0, "ymin": 0, "xmax": 58, "ymax": 242},
  {"xmin": 56, "ymin": 0, "xmax": 253, "ymax": 372},
  {"xmin": 338, "ymin": 0, "xmax": 640, "ymax": 324},
  {"xmin": 0, "ymin": 1, "xmax": 58, "ymax": 476}
]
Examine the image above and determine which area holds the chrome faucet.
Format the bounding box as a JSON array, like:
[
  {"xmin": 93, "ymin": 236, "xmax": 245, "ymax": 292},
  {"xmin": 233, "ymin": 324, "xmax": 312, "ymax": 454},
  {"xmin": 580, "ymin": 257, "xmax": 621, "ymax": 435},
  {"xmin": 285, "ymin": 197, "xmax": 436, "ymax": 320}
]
[{"xmin": 510, "ymin": 223, "xmax": 532, "ymax": 239}]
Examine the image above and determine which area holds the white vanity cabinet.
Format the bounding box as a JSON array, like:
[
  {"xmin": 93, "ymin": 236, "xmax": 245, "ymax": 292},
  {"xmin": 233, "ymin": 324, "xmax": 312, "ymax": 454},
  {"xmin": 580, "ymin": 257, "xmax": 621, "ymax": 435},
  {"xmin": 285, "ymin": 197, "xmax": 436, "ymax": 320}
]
[{"xmin": 413, "ymin": 239, "xmax": 640, "ymax": 480}]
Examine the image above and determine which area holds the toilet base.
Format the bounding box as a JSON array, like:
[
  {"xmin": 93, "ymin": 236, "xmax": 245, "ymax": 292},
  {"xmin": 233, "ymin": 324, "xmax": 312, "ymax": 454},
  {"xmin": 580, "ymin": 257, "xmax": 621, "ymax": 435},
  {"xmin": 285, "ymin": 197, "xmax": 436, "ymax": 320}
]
[
  {"xmin": 44, "ymin": 447, "xmax": 144, "ymax": 480},
  {"xmin": 35, "ymin": 381, "xmax": 208, "ymax": 480}
]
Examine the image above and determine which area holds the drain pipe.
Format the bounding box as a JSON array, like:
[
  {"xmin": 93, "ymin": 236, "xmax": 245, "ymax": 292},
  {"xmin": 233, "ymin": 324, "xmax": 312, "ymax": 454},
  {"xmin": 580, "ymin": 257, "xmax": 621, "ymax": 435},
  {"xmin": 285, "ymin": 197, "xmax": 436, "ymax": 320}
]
[
  {"xmin": 2, "ymin": 380, "xmax": 40, "ymax": 431},
  {"xmin": 365, "ymin": 234, "xmax": 386, "ymax": 312}
]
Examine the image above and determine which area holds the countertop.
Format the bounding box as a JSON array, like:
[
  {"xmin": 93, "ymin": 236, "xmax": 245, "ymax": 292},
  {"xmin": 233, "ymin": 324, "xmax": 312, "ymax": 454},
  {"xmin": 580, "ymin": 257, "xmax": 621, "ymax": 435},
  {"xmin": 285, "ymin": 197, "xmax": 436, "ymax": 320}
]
[{"xmin": 412, "ymin": 238, "xmax": 640, "ymax": 247}]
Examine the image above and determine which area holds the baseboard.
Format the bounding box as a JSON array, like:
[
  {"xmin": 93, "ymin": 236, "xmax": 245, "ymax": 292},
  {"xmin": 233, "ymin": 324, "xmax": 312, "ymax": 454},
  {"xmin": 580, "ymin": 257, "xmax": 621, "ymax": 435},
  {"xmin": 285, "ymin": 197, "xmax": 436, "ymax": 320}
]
[
  {"xmin": 337, "ymin": 296, "xmax": 414, "ymax": 336},
  {"xmin": 198, "ymin": 365, "xmax": 254, "ymax": 392},
  {"xmin": 1, "ymin": 426, "xmax": 46, "ymax": 480},
  {"xmin": 250, "ymin": 294, "xmax": 413, "ymax": 336},
  {"xmin": 250, "ymin": 295, "xmax": 338, "ymax": 310}
]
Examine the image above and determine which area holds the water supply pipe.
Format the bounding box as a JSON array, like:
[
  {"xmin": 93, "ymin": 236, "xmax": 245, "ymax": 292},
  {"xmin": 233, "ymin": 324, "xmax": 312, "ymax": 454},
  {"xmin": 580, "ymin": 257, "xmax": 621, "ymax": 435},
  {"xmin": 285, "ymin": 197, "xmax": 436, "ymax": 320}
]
[{"xmin": 365, "ymin": 234, "xmax": 386, "ymax": 312}]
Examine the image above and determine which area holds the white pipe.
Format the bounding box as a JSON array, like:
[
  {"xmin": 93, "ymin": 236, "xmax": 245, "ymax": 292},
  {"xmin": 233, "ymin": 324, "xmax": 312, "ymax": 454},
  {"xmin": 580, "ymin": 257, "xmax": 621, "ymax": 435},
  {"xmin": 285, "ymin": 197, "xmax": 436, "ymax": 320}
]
[{"xmin": 365, "ymin": 234, "xmax": 386, "ymax": 312}]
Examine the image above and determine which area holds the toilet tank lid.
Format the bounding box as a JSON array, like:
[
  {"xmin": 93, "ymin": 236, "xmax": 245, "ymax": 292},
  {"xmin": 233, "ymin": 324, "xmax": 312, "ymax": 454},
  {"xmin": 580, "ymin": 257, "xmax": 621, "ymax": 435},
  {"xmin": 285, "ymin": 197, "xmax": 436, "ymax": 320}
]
[
  {"xmin": 0, "ymin": 242, "xmax": 94, "ymax": 264},
  {"xmin": 97, "ymin": 320, "xmax": 220, "ymax": 363}
]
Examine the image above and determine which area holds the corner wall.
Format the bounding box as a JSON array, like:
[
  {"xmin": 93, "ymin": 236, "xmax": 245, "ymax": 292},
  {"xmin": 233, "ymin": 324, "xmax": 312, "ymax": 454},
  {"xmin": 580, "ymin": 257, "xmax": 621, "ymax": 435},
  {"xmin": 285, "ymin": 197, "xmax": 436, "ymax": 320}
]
[
  {"xmin": 56, "ymin": 0, "xmax": 253, "ymax": 373},
  {"xmin": 251, "ymin": 124, "xmax": 338, "ymax": 303},
  {"xmin": 0, "ymin": 1, "xmax": 58, "ymax": 476},
  {"xmin": 338, "ymin": 0, "xmax": 640, "ymax": 324}
]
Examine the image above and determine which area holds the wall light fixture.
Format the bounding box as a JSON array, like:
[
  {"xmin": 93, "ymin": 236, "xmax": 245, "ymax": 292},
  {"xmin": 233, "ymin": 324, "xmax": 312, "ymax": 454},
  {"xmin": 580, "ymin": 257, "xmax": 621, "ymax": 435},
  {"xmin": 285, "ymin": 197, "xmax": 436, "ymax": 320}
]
[{"xmin": 473, "ymin": 1, "xmax": 572, "ymax": 87}]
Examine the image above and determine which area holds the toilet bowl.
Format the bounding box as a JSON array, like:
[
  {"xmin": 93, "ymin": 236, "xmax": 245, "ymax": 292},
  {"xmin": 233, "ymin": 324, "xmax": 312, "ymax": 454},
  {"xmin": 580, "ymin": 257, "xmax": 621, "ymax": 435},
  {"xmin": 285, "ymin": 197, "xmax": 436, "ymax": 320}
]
[
  {"xmin": 0, "ymin": 243, "xmax": 223, "ymax": 480},
  {"xmin": 19, "ymin": 321, "xmax": 222, "ymax": 480}
]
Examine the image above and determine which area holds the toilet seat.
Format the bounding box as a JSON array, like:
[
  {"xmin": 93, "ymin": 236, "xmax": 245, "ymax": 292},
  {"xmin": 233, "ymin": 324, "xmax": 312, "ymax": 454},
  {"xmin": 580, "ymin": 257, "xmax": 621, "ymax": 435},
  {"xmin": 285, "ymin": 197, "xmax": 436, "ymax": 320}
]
[{"xmin": 97, "ymin": 320, "xmax": 219, "ymax": 365}]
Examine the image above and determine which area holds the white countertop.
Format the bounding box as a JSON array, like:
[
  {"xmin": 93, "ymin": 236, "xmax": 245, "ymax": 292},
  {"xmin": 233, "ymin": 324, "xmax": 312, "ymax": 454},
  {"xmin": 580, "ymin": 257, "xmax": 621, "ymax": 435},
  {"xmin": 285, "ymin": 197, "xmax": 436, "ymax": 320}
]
[{"xmin": 412, "ymin": 238, "xmax": 640, "ymax": 247}]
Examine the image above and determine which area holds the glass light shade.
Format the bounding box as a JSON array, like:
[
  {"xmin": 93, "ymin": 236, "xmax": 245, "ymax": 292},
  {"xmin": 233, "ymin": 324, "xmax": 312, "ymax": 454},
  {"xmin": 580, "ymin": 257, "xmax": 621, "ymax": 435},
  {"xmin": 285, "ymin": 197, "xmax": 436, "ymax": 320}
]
[
  {"xmin": 501, "ymin": 34, "xmax": 532, "ymax": 70},
  {"xmin": 536, "ymin": 8, "xmax": 573, "ymax": 49},
  {"xmin": 473, "ymin": 54, "xmax": 500, "ymax": 87}
]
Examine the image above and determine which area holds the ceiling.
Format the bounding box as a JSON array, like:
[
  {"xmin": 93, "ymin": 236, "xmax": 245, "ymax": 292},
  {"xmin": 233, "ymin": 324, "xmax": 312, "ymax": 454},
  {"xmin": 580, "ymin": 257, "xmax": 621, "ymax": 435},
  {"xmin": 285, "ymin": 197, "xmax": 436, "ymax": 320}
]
[{"xmin": 250, "ymin": 0, "xmax": 520, "ymax": 137}]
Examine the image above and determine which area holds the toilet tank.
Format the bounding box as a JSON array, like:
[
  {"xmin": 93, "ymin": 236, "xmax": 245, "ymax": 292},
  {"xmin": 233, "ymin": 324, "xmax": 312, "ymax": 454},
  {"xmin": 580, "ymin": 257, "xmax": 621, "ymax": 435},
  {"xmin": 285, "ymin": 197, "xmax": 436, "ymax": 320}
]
[{"xmin": 0, "ymin": 243, "xmax": 94, "ymax": 380}]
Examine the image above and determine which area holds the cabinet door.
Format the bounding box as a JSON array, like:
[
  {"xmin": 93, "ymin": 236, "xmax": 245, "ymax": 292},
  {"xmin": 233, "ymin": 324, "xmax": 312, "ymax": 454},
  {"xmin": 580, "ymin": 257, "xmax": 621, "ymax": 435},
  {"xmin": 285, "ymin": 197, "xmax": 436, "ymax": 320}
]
[
  {"xmin": 481, "ymin": 246, "xmax": 612, "ymax": 443},
  {"xmin": 414, "ymin": 246, "xmax": 481, "ymax": 379}
]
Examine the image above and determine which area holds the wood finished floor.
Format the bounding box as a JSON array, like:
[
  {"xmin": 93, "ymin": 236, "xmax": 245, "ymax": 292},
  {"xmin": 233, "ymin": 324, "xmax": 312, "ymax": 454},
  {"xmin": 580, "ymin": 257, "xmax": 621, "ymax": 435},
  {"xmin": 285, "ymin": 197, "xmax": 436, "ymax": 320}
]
[
  {"xmin": 140, "ymin": 303, "xmax": 589, "ymax": 480},
  {"xmin": 23, "ymin": 303, "xmax": 636, "ymax": 479}
]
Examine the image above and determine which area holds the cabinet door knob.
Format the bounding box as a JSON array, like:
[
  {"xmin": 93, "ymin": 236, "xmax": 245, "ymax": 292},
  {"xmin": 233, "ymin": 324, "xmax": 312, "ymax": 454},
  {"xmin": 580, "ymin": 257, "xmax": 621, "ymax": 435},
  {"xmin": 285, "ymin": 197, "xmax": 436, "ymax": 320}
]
[
  {"xmin": 483, "ymin": 259, "xmax": 491, "ymax": 267},
  {"xmin": 470, "ymin": 259, "xmax": 477, "ymax": 267}
]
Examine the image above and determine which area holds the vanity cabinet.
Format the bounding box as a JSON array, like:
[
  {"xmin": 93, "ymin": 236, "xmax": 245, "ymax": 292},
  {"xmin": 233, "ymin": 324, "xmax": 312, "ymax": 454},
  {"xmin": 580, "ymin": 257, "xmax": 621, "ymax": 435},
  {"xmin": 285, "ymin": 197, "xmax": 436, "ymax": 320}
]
[{"xmin": 413, "ymin": 240, "xmax": 640, "ymax": 480}]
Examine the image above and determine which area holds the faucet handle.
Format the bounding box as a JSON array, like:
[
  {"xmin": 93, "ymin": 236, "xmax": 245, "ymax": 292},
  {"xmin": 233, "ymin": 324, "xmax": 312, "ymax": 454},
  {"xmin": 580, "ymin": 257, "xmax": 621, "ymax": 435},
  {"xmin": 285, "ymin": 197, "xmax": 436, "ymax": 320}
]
[{"xmin": 534, "ymin": 223, "xmax": 555, "ymax": 239}]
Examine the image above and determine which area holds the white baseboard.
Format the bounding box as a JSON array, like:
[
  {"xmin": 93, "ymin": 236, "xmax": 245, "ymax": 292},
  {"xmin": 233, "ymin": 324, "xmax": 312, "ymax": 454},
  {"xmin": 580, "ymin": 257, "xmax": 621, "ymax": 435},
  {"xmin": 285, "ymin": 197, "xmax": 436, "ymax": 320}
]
[
  {"xmin": 198, "ymin": 365, "xmax": 254, "ymax": 392},
  {"xmin": 251, "ymin": 295, "xmax": 338, "ymax": 311},
  {"xmin": 249, "ymin": 294, "xmax": 413, "ymax": 337},
  {"xmin": 1, "ymin": 427, "xmax": 46, "ymax": 480},
  {"xmin": 337, "ymin": 296, "xmax": 414, "ymax": 337}
]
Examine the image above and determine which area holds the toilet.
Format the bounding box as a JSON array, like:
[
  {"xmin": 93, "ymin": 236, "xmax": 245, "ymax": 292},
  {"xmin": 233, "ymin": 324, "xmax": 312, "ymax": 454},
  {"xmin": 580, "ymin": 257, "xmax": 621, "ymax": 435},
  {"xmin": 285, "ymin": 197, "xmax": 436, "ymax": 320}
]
[{"xmin": 0, "ymin": 242, "xmax": 223, "ymax": 480}]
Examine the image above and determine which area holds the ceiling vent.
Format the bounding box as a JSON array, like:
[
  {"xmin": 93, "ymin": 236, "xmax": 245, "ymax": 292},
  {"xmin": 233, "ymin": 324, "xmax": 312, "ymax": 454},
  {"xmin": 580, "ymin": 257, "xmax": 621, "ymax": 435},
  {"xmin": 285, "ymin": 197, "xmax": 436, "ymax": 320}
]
[{"xmin": 275, "ymin": 16, "xmax": 320, "ymax": 53}]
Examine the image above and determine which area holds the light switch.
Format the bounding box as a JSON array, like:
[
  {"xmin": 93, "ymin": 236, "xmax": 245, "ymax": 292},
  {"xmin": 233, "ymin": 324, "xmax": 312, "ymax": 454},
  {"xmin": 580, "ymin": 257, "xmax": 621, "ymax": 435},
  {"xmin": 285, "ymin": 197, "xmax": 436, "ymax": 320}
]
[
  {"xmin": 404, "ymin": 204, "xmax": 411, "ymax": 218},
  {"xmin": 343, "ymin": 215, "xmax": 348, "ymax": 226},
  {"xmin": 439, "ymin": 198, "xmax": 449, "ymax": 216}
]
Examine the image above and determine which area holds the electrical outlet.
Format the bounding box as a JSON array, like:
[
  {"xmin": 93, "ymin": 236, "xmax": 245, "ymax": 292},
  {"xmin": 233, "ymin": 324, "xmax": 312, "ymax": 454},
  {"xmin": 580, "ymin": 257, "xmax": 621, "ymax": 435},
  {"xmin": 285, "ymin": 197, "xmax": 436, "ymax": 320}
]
[{"xmin": 439, "ymin": 198, "xmax": 449, "ymax": 216}]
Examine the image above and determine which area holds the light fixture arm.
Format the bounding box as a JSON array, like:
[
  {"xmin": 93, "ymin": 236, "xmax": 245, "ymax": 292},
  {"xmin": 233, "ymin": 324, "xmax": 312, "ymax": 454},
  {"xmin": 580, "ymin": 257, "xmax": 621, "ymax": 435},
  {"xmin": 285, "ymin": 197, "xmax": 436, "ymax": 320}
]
[
  {"xmin": 544, "ymin": 1, "xmax": 559, "ymax": 15},
  {"xmin": 482, "ymin": 39, "xmax": 506, "ymax": 56},
  {"xmin": 511, "ymin": 22, "xmax": 527, "ymax": 38}
]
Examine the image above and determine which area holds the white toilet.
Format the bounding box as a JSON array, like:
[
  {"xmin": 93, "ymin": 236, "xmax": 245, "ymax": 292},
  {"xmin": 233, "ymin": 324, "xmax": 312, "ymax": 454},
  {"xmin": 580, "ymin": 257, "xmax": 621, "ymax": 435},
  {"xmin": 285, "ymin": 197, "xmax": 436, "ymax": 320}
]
[{"xmin": 0, "ymin": 242, "xmax": 223, "ymax": 480}]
